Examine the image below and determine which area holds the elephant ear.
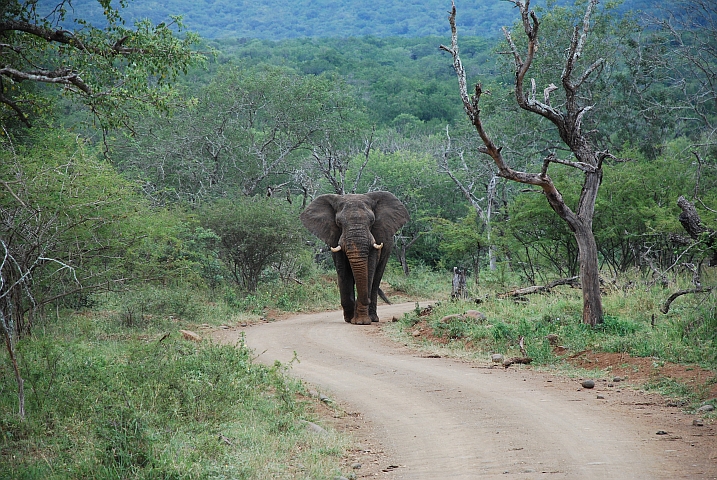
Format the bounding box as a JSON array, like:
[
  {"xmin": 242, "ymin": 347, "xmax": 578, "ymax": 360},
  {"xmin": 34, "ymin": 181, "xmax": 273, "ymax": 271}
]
[
  {"xmin": 300, "ymin": 194, "xmax": 342, "ymax": 246},
  {"xmin": 366, "ymin": 191, "xmax": 410, "ymax": 243}
]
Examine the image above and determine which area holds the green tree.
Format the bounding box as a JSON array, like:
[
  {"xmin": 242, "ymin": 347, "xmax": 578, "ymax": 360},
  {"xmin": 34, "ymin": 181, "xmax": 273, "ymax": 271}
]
[
  {"xmin": 200, "ymin": 197, "xmax": 305, "ymax": 292},
  {"xmin": 0, "ymin": 0, "xmax": 203, "ymax": 132},
  {"xmin": 114, "ymin": 65, "xmax": 367, "ymax": 203},
  {"xmin": 431, "ymin": 212, "xmax": 485, "ymax": 280},
  {"xmin": 0, "ymin": 128, "xmax": 161, "ymax": 418}
]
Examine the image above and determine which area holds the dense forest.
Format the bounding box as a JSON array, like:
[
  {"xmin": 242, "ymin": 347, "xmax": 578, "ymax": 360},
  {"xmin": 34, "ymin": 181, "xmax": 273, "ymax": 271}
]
[{"xmin": 41, "ymin": 0, "xmax": 653, "ymax": 39}]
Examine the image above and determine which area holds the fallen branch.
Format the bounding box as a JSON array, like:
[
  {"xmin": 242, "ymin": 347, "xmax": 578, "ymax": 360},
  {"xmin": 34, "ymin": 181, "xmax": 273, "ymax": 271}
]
[
  {"xmin": 660, "ymin": 287, "xmax": 715, "ymax": 314},
  {"xmin": 497, "ymin": 276, "xmax": 579, "ymax": 298},
  {"xmin": 503, "ymin": 357, "xmax": 533, "ymax": 368}
]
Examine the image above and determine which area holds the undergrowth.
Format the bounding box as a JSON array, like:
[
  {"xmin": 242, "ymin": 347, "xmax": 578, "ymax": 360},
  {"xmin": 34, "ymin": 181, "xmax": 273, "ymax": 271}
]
[
  {"xmin": 4, "ymin": 264, "xmax": 717, "ymax": 478},
  {"xmin": 0, "ymin": 314, "xmax": 348, "ymax": 479},
  {"xmin": 387, "ymin": 268, "xmax": 717, "ymax": 405}
]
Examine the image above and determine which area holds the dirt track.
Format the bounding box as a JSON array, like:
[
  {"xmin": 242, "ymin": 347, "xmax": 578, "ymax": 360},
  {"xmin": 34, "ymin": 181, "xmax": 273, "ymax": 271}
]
[{"xmin": 213, "ymin": 302, "xmax": 716, "ymax": 479}]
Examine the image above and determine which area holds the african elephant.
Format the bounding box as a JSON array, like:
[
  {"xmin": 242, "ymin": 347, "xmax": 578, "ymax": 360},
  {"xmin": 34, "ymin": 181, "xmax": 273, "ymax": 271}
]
[{"xmin": 300, "ymin": 192, "xmax": 409, "ymax": 325}]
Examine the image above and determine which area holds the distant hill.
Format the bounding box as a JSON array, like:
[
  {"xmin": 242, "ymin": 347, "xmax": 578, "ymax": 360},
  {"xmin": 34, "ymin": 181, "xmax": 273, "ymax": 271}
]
[{"xmin": 39, "ymin": 0, "xmax": 650, "ymax": 40}]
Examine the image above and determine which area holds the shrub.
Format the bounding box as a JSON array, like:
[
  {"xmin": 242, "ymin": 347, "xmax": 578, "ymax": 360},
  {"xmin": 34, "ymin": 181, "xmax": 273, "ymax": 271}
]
[{"xmin": 201, "ymin": 197, "xmax": 306, "ymax": 292}]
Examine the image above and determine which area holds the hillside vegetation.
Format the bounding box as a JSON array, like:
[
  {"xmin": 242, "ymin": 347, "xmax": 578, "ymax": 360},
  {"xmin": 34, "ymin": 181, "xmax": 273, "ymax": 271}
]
[{"xmin": 44, "ymin": 0, "xmax": 651, "ymax": 39}]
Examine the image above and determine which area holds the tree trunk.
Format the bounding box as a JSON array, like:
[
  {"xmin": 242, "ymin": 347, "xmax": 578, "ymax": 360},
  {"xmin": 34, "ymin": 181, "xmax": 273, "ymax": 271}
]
[
  {"xmin": 398, "ymin": 242, "xmax": 410, "ymax": 276},
  {"xmin": 1, "ymin": 311, "xmax": 25, "ymax": 420},
  {"xmin": 574, "ymin": 223, "xmax": 603, "ymax": 326},
  {"xmin": 451, "ymin": 267, "xmax": 467, "ymax": 299}
]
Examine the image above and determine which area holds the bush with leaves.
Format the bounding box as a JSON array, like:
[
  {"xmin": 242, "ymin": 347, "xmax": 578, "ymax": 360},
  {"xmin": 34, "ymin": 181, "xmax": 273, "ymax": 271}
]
[{"xmin": 200, "ymin": 197, "xmax": 307, "ymax": 292}]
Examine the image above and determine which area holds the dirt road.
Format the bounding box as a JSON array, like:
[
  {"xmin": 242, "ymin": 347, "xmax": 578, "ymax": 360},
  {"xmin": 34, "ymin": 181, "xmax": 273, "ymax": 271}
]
[{"xmin": 213, "ymin": 302, "xmax": 716, "ymax": 479}]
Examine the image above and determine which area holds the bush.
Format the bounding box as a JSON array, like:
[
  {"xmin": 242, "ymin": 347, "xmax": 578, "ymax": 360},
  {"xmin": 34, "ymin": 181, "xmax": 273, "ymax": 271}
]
[{"xmin": 200, "ymin": 197, "xmax": 307, "ymax": 292}]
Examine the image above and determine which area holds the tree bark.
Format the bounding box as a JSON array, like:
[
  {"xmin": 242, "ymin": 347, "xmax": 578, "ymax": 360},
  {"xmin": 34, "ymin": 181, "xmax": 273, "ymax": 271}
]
[
  {"xmin": 451, "ymin": 267, "xmax": 468, "ymax": 299},
  {"xmin": 575, "ymin": 222, "xmax": 603, "ymax": 325},
  {"xmin": 676, "ymin": 195, "xmax": 717, "ymax": 265}
]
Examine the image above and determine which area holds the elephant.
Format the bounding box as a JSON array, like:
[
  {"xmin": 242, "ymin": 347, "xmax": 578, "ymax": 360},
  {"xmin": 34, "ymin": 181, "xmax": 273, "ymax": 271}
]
[{"xmin": 300, "ymin": 192, "xmax": 409, "ymax": 325}]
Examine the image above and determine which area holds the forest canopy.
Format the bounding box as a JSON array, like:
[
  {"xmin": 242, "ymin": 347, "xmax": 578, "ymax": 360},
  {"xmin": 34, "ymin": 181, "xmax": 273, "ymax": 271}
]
[{"xmin": 37, "ymin": 0, "xmax": 653, "ymax": 39}]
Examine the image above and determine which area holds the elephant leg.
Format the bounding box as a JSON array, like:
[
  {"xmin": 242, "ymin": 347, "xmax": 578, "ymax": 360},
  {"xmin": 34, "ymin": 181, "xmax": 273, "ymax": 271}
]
[
  {"xmin": 368, "ymin": 248, "xmax": 391, "ymax": 322},
  {"xmin": 333, "ymin": 253, "xmax": 355, "ymax": 323},
  {"xmin": 368, "ymin": 283, "xmax": 380, "ymax": 323}
]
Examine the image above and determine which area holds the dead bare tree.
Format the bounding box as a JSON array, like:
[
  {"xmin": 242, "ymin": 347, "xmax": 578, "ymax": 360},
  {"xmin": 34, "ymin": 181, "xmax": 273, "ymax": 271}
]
[
  {"xmin": 441, "ymin": 0, "xmax": 608, "ymax": 325},
  {"xmin": 660, "ymin": 196, "xmax": 717, "ymax": 313},
  {"xmin": 311, "ymin": 127, "xmax": 375, "ymax": 195}
]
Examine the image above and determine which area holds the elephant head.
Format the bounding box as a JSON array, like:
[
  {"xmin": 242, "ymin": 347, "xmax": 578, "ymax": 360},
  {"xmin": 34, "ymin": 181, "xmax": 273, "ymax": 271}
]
[{"xmin": 300, "ymin": 192, "xmax": 409, "ymax": 325}]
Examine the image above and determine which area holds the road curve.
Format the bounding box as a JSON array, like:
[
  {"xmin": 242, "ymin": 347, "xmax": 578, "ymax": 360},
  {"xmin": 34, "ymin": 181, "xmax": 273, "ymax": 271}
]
[{"xmin": 214, "ymin": 302, "xmax": 714, "ymax": 479}]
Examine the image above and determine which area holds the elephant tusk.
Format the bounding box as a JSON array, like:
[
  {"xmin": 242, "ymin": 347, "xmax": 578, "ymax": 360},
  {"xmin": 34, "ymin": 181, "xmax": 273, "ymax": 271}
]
[
  {"xmin": 330, "ymin": 245, "xmax": 342, "ymax": 252},
  {"xmin": 373, "ymin": 243, "xmax": 384, "ymax": 250}
]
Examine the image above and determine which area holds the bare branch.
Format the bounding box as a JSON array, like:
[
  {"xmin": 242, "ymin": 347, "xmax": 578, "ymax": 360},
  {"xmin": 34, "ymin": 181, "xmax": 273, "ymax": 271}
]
[
  {"xmin": 544, "ymin": 83, "xmax": 558, "ymax": 104},
  {"xmin": 661, "ymin": 287, "xmax": 714, "ymax": 314},
  {"xmin": 350, "ymin": 126, "xmax": 375, "ymax": 194}
]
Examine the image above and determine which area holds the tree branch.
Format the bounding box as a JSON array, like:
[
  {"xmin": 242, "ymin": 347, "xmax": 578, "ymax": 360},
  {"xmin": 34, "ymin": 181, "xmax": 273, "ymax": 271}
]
[{"xmin": 661, "ymin": 287, "xmax": 714, "ymax": 314}]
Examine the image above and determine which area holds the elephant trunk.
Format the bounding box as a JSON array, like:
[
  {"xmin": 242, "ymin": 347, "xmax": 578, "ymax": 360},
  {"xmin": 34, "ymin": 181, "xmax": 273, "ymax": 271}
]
[{"xmin": 345, "ymin": 247, "xmax": 373, "ymax": 325}]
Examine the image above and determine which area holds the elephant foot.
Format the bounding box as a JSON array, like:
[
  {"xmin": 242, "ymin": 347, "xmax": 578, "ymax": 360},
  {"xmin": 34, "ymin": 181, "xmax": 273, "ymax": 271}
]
[
  {"xmin": 351, "ymin": 316, "xmax": 372, "ymax": 325},
  {"xmin": 370, "ymin": 313, "xmax": 379, "ymax": 323}
]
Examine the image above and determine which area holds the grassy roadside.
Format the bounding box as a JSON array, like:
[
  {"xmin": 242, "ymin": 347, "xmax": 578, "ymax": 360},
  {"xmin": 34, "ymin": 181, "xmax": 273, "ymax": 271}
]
[
  {"xmin": 0, "ymin": 282, "xmax": 351, "ymax": 480},
  {"xmin": 382, "ymin": 271, "xmax": 717, "ymax": 413}
]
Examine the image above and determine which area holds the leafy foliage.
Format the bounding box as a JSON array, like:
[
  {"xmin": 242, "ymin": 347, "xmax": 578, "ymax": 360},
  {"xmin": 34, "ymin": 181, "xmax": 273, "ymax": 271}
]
[
  {"xmin": 0, "ymin": 129, "xmax": 146, "ymax": 334},
  {"xmin": 1, "ymin": 0, "xmax": 204, "ymax": 131},
  {"xmin": 200, "ymin": 197, "xmax": 306, "ymax": 292}
]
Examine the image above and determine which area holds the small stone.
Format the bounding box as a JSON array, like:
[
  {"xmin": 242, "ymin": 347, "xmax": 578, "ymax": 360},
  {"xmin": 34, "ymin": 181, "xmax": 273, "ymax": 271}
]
[
  {"xmin": 613, "ymin": 376, "xmax": 622, "ymax": 382},
  {"xmin": 693, "ymin": 418, "xmax": 705, "ymax": 427},
  {"xmin": 465, "ymin": 310, "xmax": 487, "ymax": 321},
  {"xmin": 597, "ymin": 395, "xmax": 605, "ymax": 399},
  {"xmin": 491, "ymin": 354, "xmax": 504, "ymax": 363},
  {"xmin": 440, "ymin": 314, "xmax": 463, "ymax": 323},
  {"xmin": 656, "ymin": 430, "xmax": 668, "ymax": 435},
  {"xmin": 351, "ymin": 463, "xmax": 362, "ymax": 469},
  {"xmin": 581, "ymin": 379, "xmax": 595, "ymax": 389},
  {"xmin": 319, "ymin": 394, "xmax": 331, "ymax": 403},
  {"xmin": 302, "ymin": 421, "xmax": 328, "ymax": 435},
  {"xmin": 179, "ymin": 329, "xmax": 202, "ymax": 342},
  {"xmin": 697, "ymin": 404, "xmax": 715, "ymax": 413}
]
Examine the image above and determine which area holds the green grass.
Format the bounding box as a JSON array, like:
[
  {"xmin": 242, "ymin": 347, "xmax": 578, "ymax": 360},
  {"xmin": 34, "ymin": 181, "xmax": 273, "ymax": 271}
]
[
  {"xmin": 386, "ymin": 268, "xmax": 717, "ymax": 400},
  {"xmin": 1, "ymin": 307, "xmax": 349, "ymax": 479}
]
